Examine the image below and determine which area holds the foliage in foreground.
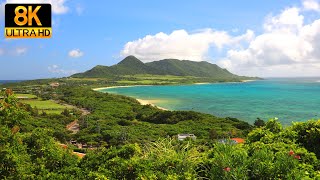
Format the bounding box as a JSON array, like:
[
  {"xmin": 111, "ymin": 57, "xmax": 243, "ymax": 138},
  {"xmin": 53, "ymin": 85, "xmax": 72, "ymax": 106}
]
[
  {"xmin": 1, "ymin": 89, "xmax": 320, "ymax": 179},
  {"xmin": 79, "ymin": 120, "xmax": 320, "ymax": 180}
]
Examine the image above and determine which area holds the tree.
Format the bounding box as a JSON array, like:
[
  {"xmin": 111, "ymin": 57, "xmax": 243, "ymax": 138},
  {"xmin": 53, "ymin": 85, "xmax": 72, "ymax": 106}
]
[
  {"xmin": 0, "ymin": 89, "xmax": 34, "ymax": 179},
  {"xmin": 209, "ymin": 128, "xmax": 218, "ymax": 140},
  {"xmin": 61, "ymin": 108, "xmax": 70, "ymax": 117},
  {"xmin": 254, "ymin": 118, "xmax": 266, "ymax": 127},
  {"xmin": 0, "ymin": 89, "xmax": 29, "ymax": 129},
  {"xmin": 0, "ymin": 89, "xmax": 79, "ymax": 178}
]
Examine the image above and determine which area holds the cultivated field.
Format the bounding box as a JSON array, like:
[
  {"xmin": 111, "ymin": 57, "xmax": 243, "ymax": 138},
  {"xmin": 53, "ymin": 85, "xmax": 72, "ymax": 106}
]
[{"xmin": 20, "ymin": 96, "xmax": 71, "ymax": 114}]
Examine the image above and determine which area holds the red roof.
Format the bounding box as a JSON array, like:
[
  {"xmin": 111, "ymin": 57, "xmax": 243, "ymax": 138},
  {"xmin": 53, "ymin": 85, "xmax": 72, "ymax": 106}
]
[
  {"xmin": 73, "ymin": 152, "xmax": 86, "ymax": 158},
  {"xmin": 231, "ymin": 138, "xmax": 245, "ymax": 144},
  {"xmin": 59, "ymin": 144, "xmax": 68, "ymax": 149}
]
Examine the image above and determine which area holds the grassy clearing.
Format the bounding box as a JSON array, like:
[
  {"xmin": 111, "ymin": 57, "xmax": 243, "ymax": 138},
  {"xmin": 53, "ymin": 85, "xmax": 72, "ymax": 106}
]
[
  {"xmin": 15, "ymin": 94, "xmax": 37, "ymax": 99},
  {"xmin": 116, "ymin": 80, "xmax": 179, "ymax": 85},
  {"xmin": 21, "ymin": 99, "xmax": 65, "ymax": 109},
  {"xmin": 43, "ymin": 109, "xmax": 67, "ymax": 114},
  {"xmin": 21, "ymin": 99, "xmax": 70, "ymax": 114},
  {"xmin": 66, "ymin": 78, "xmax": 102, "ymax": 81},
  {"xmin": 122, "ymin": 74, "xmax": 195, "ymax": 80},
  {"xmin": 117, "ymin": 74, "xmax": 202, "ymax": 85}
]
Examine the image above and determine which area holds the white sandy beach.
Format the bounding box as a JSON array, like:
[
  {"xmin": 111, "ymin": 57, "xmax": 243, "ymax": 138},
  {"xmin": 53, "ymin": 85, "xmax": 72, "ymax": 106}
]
[
  {"xmin": 194, "ymin": 82, "xmax": 211, "ymax": 85},
  {"xmin": 136, "ymin": 98, "xmax": 168, "ymax": 111},
  {"xmin": 241, "ymin": 80, "xmax": 257, "ymax": 83},
  {"xmin": 93, "ymin": 85, "xmax": 152, "ymax": 91},
  {"xmin": 93, "ymin": 86, "xmax": 169, "ymax": 110},
  {"xmin": 93, "ymin": 79, "xmax": 258, "ymax": 91}
]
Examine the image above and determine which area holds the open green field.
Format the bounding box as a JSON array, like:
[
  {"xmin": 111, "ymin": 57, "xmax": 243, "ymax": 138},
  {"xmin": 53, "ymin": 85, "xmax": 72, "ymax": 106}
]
[
  {"xmin": 116, "ymin": 74, "xmax": 203, "ymax": 85},
  {"xmin": 21, "ymin": 98, "xmax": 70, "ymax": 114},
  {"xmin": 15, "ymin": 93, "xmax": 38, "ymax": 99},
  {"xmin": 65, "ymin": 77, "xmax": 102, "ymax": 81},
  {"xmin": 116, "ymin": 80, "xmax": 180, "ymax": 85},
  {"xmin": 122, "ymin": 74, "xmax": 196, "ymax": 80},
  {"xmin": 0, "ymin": 74, "xmax": 244, "ymax": 91}
]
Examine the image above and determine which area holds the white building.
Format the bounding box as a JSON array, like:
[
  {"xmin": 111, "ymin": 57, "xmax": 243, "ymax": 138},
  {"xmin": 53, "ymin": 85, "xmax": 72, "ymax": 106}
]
[{"xmin": 177, "ymin": 134, "xmax": 196, "ymax": 141}]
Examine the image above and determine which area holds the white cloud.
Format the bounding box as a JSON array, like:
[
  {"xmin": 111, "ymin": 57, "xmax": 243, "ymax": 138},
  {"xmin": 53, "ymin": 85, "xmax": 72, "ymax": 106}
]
[
  {"xmin": 303, "ymin": 0, "xmax": 320, "ymax": 12},
  {"xmin": 264, "ymin": 7, "xmax": 304, "ymax": 33},
  {"xmin": 121, "ymin": 29, "xmax": 254, "ymax": 62},
  {"xmin": 14, "ymin": 47, "xmax": 27, "ymax": 55},
  {"xmin": 48, "ymin": 64, "xmax": 77, "ymax": 75},
  {"xmin": 121, "ymin": 2, "xmax": 320, "ymax": 77},
  {"xmin": 0, "ymin": 48, "xmax": 4, "ymax": 55},
  {"xmin": 68, "ymin": 49, "xmax": 84, "ymax": 58},
  {"xmin": 217, "ymin": 7, "xmax": 320, "ymax": 77},
  {"xmin": 48, "ymin": 64, "xmax": 59, "ymax": 71},
  {"xmin": 6, "ymin": 0, "xmax": 68, "ymax": 14}
]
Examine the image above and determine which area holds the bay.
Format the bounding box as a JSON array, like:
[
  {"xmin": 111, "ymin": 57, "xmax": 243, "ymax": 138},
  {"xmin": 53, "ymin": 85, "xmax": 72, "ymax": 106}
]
[{"xmin": 99, "ymin": 78, "xmax": 320, "ymax": 124}]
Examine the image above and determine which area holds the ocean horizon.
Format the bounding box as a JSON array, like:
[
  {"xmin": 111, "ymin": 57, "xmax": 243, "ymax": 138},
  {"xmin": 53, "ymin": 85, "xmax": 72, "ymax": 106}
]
[
  {"xmin": 0, "ymin": 80, "xmax": 24, "ymax": 84},
  {"xmin": 99, "ymin": 77, "xmax": 320, "ymax": 125}
]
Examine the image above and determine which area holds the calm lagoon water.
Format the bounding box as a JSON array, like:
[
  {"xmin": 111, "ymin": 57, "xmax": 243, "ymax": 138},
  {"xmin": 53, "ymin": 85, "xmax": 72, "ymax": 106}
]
[{"xmin": 99, "ymin": 78, "xmax": 320, "ymax": 124}]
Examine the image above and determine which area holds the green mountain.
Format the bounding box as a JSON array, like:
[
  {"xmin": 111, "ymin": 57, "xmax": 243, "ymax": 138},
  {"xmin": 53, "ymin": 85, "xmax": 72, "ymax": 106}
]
[
  {"xmin": 72, "ymin": 56, "xmax": 149, "ymax": 77},
  {"xmin": 71, "ymin": 56, "xmax": 252, "ymax": 80},
  {"xmin": 145, "ymin": 59, "xmax": 237, "ymax": 78}
]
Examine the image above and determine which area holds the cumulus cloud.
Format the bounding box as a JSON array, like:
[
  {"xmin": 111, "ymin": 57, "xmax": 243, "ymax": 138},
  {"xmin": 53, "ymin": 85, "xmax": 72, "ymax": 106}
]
[
  {"xmin": 120, "ymin": 0, "xmax": 320, "ymax": 77},
  {"xmin": 217, "ymin": 7, "xmax": 320, "ymax": 77},
  {"xmin": 121, "ymin": 29, "xmax": 254, "ymax": 62},
  {"xmin": 121, "ymin": 2, "xmax": 320, "ymax": 77},
  {"xmin": 264, "ymin": 7, "xmax": 304, "ymax": 33},
  {"xmin": 68, "ymin": 49, "xmax": 84, "ymax": 58},
  {"xmin": 5, "ymin": 0, "xmax": 68, "ymax": 14},
  {"xmin": 48, "ymin": 65, "xmax": 77, "ymax": 75},
  {"xmin": 302, "ymin": 0, "xmax": 320, "ymax": 12}
]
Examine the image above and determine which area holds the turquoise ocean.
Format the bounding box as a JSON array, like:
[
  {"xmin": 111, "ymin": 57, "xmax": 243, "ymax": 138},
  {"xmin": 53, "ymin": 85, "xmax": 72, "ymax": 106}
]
[{"xmin": 99, "ymin": 78, "xmax": 320, "ymax": 125}]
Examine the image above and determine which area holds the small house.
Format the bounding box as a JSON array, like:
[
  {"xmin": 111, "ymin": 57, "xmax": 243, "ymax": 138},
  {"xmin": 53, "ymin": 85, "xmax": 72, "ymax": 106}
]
[
  {"xmin": 73, "ymin": 152, "xmax": 86, "ymax": 158},
  {"xmin": 49, "ymin": 82, "xmax": 60, "ymax": 88},
  {"xmin": 231, "ymin": 138, "xmax": 245, "ymax": 144},
  {"xmin": 177, "ymin": 134, "xmax": 196, "ymax": 141},
  {"xmin": 218, "ymin": 138, "xmax": 245, "ymax": 144}
]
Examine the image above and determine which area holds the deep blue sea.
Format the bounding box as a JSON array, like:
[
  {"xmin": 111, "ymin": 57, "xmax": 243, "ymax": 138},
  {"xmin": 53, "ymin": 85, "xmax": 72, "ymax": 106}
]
[
  {"xmin": 0, "ymin": 80, "xmax": 23, "ymax": 84},
  {"xmin": 99, "ymin": 78, "xmax": 320, "ymax": 125}
]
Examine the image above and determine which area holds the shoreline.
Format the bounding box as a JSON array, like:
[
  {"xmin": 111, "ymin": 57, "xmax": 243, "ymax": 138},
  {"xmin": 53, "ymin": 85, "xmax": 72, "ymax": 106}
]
[
  {"xmin": 136, "ymin": 98, "xmax": 168, "ymax": 111},
  {"xmin": 93, "ymin": 85, "xmax": 169, "ymax": 111},
  {"xmin": 93, "ymin": 80, "xmax": 257, "ymax": 111},
  {"xmin": 241, "ymin": 79, "xmax": 257, "ymax": 83},
  {"xmin": 93, "ymin": 85, "xmax": 152, "ymax": 91},
  {"xmin": 194, "ymin": 82, "xmax": 211, "ymax": 85},
  {"xmin": 93, "ymin": 79, "xmax": 257, "ymax": 91}
]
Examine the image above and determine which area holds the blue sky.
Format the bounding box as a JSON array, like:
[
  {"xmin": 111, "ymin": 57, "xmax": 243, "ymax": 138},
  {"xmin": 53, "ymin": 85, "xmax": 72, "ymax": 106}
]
[{"xmin": 1, "ymin": 0, "xmax": 320, "ymax": 79}]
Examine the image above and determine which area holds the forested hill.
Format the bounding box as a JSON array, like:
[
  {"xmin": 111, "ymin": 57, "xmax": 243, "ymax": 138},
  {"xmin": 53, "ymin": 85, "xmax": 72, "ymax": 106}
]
[{"xmin": 71, "ymin": 55, "xmax": 255, "ymax": 80}]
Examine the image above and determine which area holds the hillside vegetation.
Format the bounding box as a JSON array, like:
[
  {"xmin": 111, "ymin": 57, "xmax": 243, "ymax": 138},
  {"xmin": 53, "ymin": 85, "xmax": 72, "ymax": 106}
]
[
  {"xmin": 72, "ymin": 56, "xmax": 257, "ymax": 81},
  {"xmin": 1, "ymin": 89, "xmax": 320, "ymax": 179},
  {"xmin": 1, "ymin": 56, "xmax": 259, "ymax": 89},
  {"xmin": 42, "ymin": 86, "xmax": 252, "ymax": 145}
]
